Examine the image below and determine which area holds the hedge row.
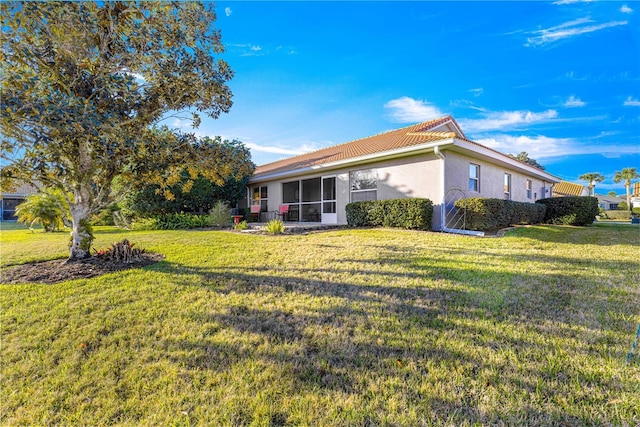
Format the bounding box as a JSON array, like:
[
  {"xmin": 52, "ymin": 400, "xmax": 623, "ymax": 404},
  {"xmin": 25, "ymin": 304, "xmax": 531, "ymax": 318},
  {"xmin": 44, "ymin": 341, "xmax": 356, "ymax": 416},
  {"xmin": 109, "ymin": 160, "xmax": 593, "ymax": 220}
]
[
  {"xmin": 536, "ymin": 196, "xmax": 599, "ymax": 226},
  {"xmin": 599, "ymin": 210, "xmax": 632, "ymax": 220},
  {"xmin": 454, "ymin": 198, "xmax": 546, "ymax": 231},
  {"xmin": 346, "ymin": 198, "xmax": 433, "ymax": 230}
]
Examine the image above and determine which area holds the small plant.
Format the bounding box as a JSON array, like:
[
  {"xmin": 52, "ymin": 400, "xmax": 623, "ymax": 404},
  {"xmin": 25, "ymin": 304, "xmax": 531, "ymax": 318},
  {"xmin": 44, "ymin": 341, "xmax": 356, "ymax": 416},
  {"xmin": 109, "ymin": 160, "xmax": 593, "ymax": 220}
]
[
  {"xmin": 263, "ymin": 219, "xmax": 285, "ymax": 235},
  {"xmin": 93, "ymin": 239, "xmax": 146, "ymax": 263},
  {"xmin": 234, "ymin": 220, "xmax": 248, "ymax": 231},
  {"xmin": 209, "ymin": 200, "xmax": 232, "ymax": 227}
]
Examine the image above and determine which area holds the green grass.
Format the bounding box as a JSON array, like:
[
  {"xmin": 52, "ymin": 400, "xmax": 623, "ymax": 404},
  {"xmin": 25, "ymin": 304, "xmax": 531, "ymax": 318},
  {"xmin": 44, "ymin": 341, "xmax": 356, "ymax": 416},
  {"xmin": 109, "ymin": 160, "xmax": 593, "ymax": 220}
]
[{"xmin": 1, "ymin": 225, "xmax": 639, "ymax": 425}]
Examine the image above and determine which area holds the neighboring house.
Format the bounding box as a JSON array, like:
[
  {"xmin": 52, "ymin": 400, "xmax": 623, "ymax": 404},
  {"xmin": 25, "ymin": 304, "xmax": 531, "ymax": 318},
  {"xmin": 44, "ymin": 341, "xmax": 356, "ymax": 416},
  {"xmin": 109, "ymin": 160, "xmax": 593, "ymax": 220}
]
[
  {"xmin": 631, "ymin": 182, "xmax": 640, "ymax": 209},
  {"xmin": 247, "ymin": 116, "xmax": 561, "ymax": 231},
  {"xmin": 596, "ymin": 195, "xmax": 625, "ymax": 211},
  {"xmin": 0, "ymin": 182, "xmax": 38, "ymax": 221},
  {"xmin": 552, "ymin": 181, "xmax": 588, "ymax": 198}
]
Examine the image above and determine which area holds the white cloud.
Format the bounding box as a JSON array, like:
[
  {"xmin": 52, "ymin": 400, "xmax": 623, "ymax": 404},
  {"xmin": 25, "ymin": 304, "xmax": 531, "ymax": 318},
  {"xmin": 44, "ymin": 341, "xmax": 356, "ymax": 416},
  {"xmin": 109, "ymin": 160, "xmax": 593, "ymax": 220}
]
[
  {"xmin": 475, "ymin": 134, "xmax": 640, "ymax": 159},
  {"xmin": 169, "ymin": 118, "xmax": 209, "ymax": 137},
  {"xmin": 526, "ymin": 17, "xmax": 628, "ymax": 46},
  {"xmin": 384, "ymin": 97, "xmax": 445, "ymax": 123},
  {"xmin": 225, "ymin": 7, "xmax": 232, "ymax": 17},
  {"xmin": 228, "ymin": 43, "xmax": 265, "ymax": 56},
  {"xmin": 620, "ymin": 5, "xmax": 633, "ymax": 14},
  {"xmin": 469, "ymin": 88, "xmax": 484, "ymax": 97},
  {"xmin": 563, "ymin": 95, "xmax": 586, "ymax": 107},
  {"xmin": 171, "ymin": 118, "xmax": 193, "ymax": 129},
  {"xmin": 458, "ymin": 109, "xmax": 558, "ymax": 133},
  {"xmin": 623, "ymin": 96, "xmax": 640, "ymax": 106}
]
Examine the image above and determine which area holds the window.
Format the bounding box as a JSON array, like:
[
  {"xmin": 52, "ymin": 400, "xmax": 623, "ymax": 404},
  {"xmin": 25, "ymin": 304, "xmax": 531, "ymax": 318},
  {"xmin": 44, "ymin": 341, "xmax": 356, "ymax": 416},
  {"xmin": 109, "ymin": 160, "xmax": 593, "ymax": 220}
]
[
  {"xmin": 526, "ymin": 179, "xmax": 532, "ymax": 199},
  {"xmin": 252, "ymin": 185, "xmax": 268, "ymax": 212},
  {"xmin": 504, "ymin": 174, "xmax": 511, "ymax": 200},
  {"xmin": 350, "ymin": 169, "xmax": 377, "ymax": 202},
  {"xmin": 469, "ymin": 164, "xmax": 480, "ymax": 192}
]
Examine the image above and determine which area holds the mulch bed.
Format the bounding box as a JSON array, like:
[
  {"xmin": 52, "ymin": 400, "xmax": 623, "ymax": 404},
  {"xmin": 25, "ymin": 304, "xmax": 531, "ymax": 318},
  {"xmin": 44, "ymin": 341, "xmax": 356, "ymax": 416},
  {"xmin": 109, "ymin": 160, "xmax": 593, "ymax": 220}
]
[{"xmin": 1, "ymin": 253, "xmax": 164, "ymax": 285}]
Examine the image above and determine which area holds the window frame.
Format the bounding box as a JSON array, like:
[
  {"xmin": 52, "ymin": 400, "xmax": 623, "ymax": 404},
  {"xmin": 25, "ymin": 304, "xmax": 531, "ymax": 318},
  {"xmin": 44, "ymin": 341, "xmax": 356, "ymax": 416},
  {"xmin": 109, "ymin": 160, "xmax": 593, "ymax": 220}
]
[
  {"xmin": 469, "ymin": 164, "xmax": 480, "ymax": 193},
  {"xmin": 350, "ymin": 169, "xmax": 378, "ymax": 202},
  {"xmin": 526, "ymin": 179, "xmax": 532, "ymax": 199},
  {"xmin": 504, "ymin": 173, "xmax": 512, "ymax": 200},
  {"xmin": 252, "ymin": 185, "xmax": 268, "ymax": 212}
]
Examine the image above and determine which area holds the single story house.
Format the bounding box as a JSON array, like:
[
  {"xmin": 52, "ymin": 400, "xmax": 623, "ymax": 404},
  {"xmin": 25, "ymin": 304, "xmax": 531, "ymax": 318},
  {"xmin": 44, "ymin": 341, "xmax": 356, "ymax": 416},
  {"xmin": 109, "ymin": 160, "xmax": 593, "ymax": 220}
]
[
  {"xmin": 0, "ymin": 182, "xmax": 37, "ymax": 221},
  {"xmin": 246, "ymin": 116, "xmax": 561, "ymax": 231},
  {"xmin": 552, "ymin": 181, "xmax": 588, "ymax": 198},
  {"xmin": 596, "ymin": 195, "xmax": 626, "ymax": 211}
]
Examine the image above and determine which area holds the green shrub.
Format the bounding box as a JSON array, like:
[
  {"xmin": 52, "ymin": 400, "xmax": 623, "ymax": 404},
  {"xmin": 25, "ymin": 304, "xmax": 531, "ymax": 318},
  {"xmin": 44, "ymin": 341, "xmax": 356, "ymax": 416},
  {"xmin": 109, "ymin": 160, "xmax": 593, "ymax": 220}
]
[
  {"xmin": 263, "ymin": 219, "xmax": 285, "ymax": 234},
  {"xmin": 454, "ymin": 198, "xmax": 546, "ymax": 231},
  {"xmin": 346, "ymin": 198, "xmax": 433, "ymax": 230},
  {"xmin": 131, "ymin": 213, "xmax": 211, "ymax": 230},
  {"xmin": 234, "ymin": 220, "xmax": 248, "ymax": 231},
  {"xmin": 345, "ymin": 201, "xmax": 375, "ymax": 227},
  {"xmin": 601, "ymin": 210, "xmax": 631, "ymax": 220},
  {"xmin": 632, "ymin": 207, "xmax": 640, "ymax": 218},
  {"xmin": 209, "ymin": 200, "xmax": 232, "ymax": 227},
  {"xmin": 617, "ymin": 201, "xmax": 628, "ymax": 210},
  {"xmin": 90, "ymin": 204, "xmax": 120, "ymax": 226},
  {"xmin": 130, "ymin": 217, "xmax": 160, "ymax": 231},
  {"xmin": 112, "ymin": 211, "xmax": 131, "ymax": 229},
  {"xmin": 536, "ymin": 196, "xmax": 599, "ymax": 226}
]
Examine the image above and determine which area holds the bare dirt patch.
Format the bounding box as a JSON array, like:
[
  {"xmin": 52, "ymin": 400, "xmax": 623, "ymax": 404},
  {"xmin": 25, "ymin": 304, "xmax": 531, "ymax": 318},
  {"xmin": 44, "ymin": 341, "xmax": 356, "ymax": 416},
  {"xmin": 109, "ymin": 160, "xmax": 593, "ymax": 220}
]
[{"xmin": 1, "ymin": 253, "xmax": 164, "ymax": 285}]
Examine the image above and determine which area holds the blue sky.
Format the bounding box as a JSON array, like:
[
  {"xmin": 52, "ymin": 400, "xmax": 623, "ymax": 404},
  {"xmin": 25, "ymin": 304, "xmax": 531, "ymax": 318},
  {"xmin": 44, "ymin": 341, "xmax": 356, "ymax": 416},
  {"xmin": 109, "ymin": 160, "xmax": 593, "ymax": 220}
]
[{"xmin": 175, "ymin": 1, "xmax": 640, "ymax": 194}]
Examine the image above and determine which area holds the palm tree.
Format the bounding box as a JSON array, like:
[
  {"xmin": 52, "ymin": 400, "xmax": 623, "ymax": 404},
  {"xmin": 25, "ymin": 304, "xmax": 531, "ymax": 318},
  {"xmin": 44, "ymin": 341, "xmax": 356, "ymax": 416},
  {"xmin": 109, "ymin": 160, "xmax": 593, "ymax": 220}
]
[
  {"xmin": 613, "ymin": 167, "xmax": 639, "ymax": 209},
  {"xmin": 579, "ymin": 172, "xmax": 605, "ymax": 196}
]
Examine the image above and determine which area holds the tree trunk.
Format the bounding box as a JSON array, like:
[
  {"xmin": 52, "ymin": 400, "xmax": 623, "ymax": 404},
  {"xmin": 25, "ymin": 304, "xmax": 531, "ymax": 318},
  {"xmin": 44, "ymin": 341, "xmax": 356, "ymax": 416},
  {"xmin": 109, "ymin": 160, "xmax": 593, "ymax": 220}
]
[
  {"xmin": 626, "ymin": 183, "xmax": 631, "ymax": 209},
  {"xmin": 68, "ymin": 194, "xmax": 93, "ymax": 260}
]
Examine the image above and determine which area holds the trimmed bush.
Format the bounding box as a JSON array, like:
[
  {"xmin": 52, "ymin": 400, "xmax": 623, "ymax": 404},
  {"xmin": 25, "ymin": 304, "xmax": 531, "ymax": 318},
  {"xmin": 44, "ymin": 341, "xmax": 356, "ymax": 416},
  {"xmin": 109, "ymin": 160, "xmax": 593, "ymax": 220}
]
[
  {"xmin": 346, "ymin": 198, "xmax": 433, "ymax": 230},
  {"xmin": 536, "ymin": 196, "xmax": 598, "ymax": 226},
  {"xmin": 454, "ymin": 198, "xmax": 546, "ymax": 231},
  {"xmin": 600, "ymin": 210, "xmax": 631, "ymax": 220}
]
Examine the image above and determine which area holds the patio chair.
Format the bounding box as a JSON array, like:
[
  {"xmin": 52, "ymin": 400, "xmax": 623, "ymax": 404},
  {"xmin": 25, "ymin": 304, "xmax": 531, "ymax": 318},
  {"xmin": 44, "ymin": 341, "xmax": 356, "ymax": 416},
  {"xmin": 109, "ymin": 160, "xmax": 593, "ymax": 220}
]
[
  {"xmin": 250, "ymin": 204, "xmax": 261, "ymax": 222},
  {"xmin": 276, "ymin": 204, "xmax": 289, "ymax": 221}
]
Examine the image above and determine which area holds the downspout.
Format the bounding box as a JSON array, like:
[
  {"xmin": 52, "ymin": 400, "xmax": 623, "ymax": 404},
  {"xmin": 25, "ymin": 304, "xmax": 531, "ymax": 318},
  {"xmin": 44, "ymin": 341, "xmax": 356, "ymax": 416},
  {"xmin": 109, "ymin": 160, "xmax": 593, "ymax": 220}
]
[{"xmin": 435, "ymin": 144, "xmax": 484, "ymax": 237}]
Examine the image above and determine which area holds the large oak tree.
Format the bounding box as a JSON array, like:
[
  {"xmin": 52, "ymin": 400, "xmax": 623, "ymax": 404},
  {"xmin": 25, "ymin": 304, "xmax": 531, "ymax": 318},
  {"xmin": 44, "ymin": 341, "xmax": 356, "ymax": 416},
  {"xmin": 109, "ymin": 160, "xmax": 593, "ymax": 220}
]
[{"xmin": 1, "ymin": 1, "xmax": 253, "ymax": 259}]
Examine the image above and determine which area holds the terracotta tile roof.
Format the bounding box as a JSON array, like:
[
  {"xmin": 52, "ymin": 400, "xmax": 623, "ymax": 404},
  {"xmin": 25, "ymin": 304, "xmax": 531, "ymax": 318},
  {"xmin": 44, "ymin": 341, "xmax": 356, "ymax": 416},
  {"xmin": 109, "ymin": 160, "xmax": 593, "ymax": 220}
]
[
  {"xmin": 253, "ymin": 116, "xmax": 464, "ymax": 179},
  {"xmin": 553, "ymin": 181, "xmax": 585, "ymax": 197},
  {"xmin": 632, "ymin": 182, "xmax": 640, "ymax": 197}
]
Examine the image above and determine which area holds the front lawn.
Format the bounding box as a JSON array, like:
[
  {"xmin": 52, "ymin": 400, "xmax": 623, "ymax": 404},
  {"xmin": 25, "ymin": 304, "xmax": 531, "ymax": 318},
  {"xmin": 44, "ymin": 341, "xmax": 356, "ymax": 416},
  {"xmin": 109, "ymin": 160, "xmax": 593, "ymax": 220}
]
[{"xmin": 1, "ymin": 225, "xmax": 639, "ymax": 425}]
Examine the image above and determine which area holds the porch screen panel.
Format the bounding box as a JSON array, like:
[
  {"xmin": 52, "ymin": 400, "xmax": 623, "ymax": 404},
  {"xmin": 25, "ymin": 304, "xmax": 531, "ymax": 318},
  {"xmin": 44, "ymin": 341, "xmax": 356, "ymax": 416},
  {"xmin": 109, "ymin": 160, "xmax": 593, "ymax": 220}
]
[
  {"xmin": 282, "ymin": 181, "xmax": 299, "ymax": 204},
  {"xmin": 302, "ymin": 178, "xmax": 321, "ymax": 202}
]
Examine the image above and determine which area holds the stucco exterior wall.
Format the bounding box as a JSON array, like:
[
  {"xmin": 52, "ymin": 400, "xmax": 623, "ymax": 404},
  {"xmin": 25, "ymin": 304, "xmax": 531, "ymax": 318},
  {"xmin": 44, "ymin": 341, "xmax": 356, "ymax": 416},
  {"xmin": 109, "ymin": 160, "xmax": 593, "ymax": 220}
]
[
  {"xmin": 249, "ymin": 149, "xmax": 556, "ymax": 230},
  {"xmin": 250, "ymin": 152, "xmax": 444, "ymax": 227},
  {"xmin": 444, "ymin": 151, "xmax": 552, "ymax": 203}
]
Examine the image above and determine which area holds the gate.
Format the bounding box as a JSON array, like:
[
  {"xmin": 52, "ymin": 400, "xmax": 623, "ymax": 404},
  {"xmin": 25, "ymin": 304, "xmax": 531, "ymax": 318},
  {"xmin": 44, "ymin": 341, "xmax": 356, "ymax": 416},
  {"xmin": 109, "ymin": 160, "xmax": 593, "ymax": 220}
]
[
  {"xmin": 442, "ymin": 187, "xmax": 484, "ymax": 236},
  {"xmin": 443, "ymin": 187, "xmax": 466, "ymax": 230}
]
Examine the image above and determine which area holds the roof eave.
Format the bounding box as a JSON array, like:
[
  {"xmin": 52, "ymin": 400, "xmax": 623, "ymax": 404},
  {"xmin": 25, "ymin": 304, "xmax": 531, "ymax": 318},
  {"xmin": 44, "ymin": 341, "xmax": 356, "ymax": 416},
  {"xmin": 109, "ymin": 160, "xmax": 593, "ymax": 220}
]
[{"xmin": 451, "ymin": 139, "xmax": 562, "ymax": 183}]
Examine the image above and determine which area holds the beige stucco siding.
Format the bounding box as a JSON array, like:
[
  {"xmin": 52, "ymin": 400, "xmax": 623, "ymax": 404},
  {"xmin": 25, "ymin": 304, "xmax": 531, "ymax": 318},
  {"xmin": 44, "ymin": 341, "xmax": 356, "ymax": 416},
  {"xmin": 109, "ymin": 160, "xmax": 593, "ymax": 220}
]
[
  {"xmin": 444, "ymin": 151, "xmax": 552, "ymax": 202},
  {"xmin": 250, "ymin": 152, "xmax": 444, "ymax": 226}
]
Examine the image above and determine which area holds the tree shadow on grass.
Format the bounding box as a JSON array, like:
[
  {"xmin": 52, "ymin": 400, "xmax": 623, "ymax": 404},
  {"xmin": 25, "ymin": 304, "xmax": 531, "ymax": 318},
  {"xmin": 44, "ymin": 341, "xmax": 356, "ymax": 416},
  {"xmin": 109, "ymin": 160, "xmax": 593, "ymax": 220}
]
[
  {"xmin": 505, "ymin": 224, "xmax": 640, "ymax": 246},
  {"xmin": 143, "ymin": 251, "xmax": 638, "ymax": 425}
]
